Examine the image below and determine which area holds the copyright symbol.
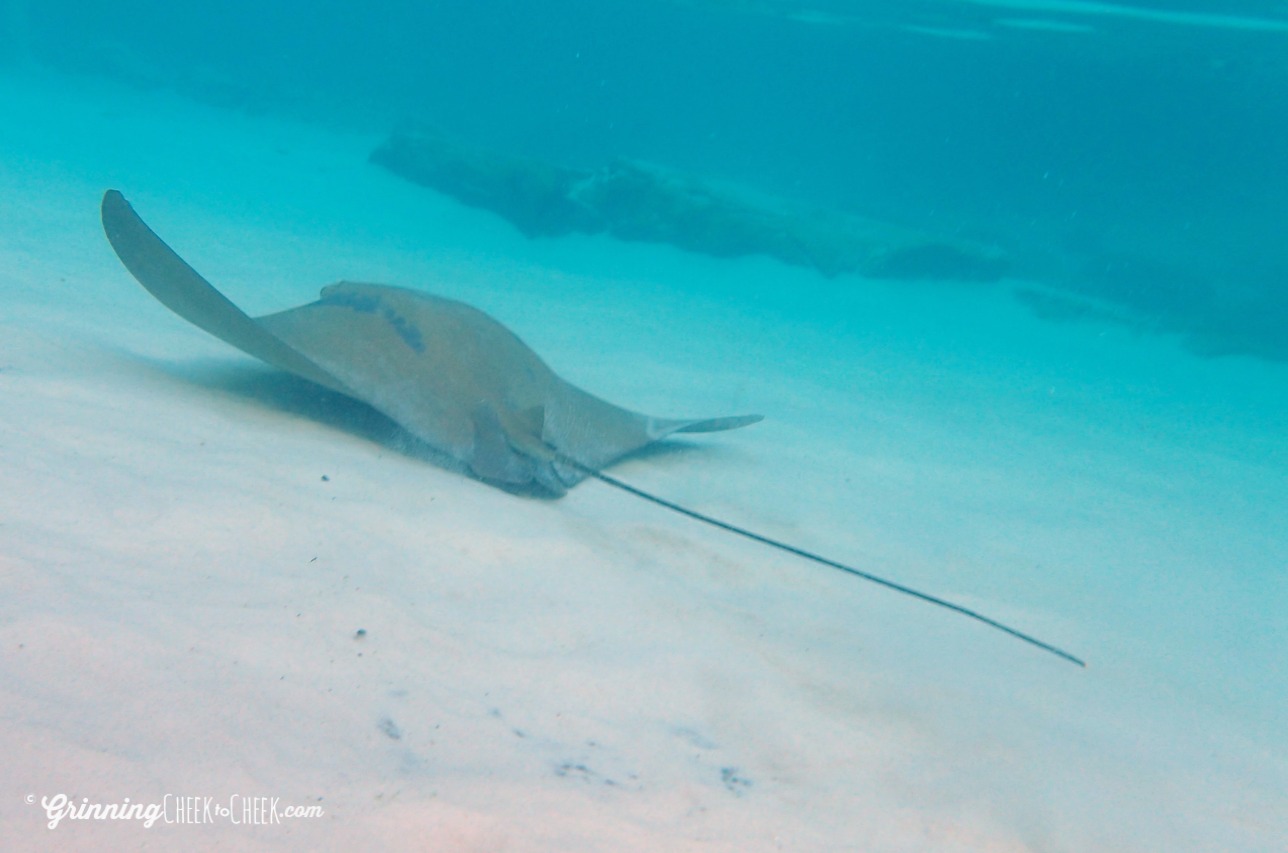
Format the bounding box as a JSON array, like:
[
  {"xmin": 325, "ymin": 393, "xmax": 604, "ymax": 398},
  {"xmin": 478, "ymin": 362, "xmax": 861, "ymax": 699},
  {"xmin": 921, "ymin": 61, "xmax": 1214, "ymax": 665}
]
[{"xmin": 26, "ymin": 794, "xmax": 34, "ymax": 804}]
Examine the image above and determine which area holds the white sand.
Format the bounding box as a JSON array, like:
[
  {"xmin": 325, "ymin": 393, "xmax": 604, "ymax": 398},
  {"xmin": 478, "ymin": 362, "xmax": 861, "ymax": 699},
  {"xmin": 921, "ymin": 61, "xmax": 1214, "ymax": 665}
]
[{"xmin": 1, "ymin": 70, "xmax": 1285, "ymax": 851}]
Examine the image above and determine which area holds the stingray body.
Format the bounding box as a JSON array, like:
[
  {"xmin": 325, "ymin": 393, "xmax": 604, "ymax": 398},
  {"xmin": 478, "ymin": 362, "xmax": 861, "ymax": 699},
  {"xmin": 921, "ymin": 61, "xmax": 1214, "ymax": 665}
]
[
  {"xmin": 100, "ymin": 190, "xmax": 1085, "ymax": 667},
  {"xmin": 101, "ymin": 190, "xmax": 760, "ymax": 495}
]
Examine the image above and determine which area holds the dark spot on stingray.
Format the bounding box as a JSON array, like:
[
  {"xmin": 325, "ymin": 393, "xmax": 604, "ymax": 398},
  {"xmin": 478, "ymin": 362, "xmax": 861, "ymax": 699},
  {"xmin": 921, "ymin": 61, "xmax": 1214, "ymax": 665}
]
[
  {"xmin": 378, "ymin": 717, "xmax": 402, "ymax": 740},
  {"xmin": 318, "ymin": 290, "xmax": 381, "ymax": 313},
  {"xmin": 319, "ymin": 289, "xmax": 425, "ymax": 353},
  {"xmin": 354, "ymin": 628, "xmax": 366, "ymax": 639},
  {"xmin": 320, "ymin": 474, "xmax": 329, "ymax": 481},
  {"xmin": 380, "ymin": 306, "xmax": 426, "ymax": 353}
]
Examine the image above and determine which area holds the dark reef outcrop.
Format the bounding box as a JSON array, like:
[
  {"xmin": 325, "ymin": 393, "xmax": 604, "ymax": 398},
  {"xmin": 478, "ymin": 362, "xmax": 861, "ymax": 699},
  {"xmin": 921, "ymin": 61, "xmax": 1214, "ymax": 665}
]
[{"xmin": 371, "ymin": 128, "xmax": 1008, "ymax": 282}]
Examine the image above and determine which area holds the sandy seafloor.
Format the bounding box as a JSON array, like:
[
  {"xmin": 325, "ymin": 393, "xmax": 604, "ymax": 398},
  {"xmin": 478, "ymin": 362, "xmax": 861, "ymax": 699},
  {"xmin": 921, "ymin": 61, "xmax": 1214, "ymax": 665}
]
[{"xmin": 1, "ymin": 70, "xmax": 1285, "ymax": 852}]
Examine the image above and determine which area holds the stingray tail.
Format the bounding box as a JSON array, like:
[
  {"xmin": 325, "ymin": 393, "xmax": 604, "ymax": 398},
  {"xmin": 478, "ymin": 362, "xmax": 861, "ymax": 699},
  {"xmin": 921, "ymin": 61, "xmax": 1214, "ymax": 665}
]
[{"xmin": 560, "ymin": 456, "xmax": 1086, "ymax": 668}]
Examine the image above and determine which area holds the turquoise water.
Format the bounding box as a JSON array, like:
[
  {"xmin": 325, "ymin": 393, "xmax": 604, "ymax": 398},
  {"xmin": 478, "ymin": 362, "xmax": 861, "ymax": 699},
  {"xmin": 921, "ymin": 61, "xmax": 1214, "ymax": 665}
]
[
  {"xmin": 15, "ymin": 0, "xmax": 1288, "ymax": 359},
  {"xmin": 1, "ymin": 2, "xmax": 1285, "ymax": 850}
]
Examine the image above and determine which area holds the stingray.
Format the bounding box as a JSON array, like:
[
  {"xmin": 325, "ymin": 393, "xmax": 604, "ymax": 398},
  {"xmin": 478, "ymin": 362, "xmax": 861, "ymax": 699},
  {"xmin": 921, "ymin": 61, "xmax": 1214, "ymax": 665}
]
[{"xmin": 101, "ymin": 190, "xmax": 1084, "ymax": 667}]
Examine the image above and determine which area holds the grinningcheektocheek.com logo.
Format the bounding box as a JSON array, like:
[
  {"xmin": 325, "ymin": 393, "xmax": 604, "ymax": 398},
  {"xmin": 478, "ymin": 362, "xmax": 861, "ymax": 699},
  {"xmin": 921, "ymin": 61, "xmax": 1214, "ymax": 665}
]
[{"xmin": 26, "ymin": 793, "xmax": 325, "ymax": 829}]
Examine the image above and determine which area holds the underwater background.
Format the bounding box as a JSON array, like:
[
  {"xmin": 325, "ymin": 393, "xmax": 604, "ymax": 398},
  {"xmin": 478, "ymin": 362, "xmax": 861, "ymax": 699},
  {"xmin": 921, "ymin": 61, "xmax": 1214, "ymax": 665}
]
[
  {"xmin": 1, "ymin": 1, "xmax": 1286, "ymax": 850},
  {"xmin": 13, "ymin": 0, "xmax": 1288, "ymax": 357}
]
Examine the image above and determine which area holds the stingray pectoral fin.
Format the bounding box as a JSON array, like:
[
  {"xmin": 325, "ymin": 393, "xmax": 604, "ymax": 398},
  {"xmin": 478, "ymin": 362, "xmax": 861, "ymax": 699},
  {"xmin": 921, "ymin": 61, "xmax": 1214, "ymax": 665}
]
[
  {"xmin": 647, "ymin": 413, "xmax": 763, "ymax": 439},
  {"xmin": 671, "ymin": 414, "xmax": 763, "ymax": 434},
  {"xmin": 101, "ymin": 190, "xmax": 352, "ymax": 396}
]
